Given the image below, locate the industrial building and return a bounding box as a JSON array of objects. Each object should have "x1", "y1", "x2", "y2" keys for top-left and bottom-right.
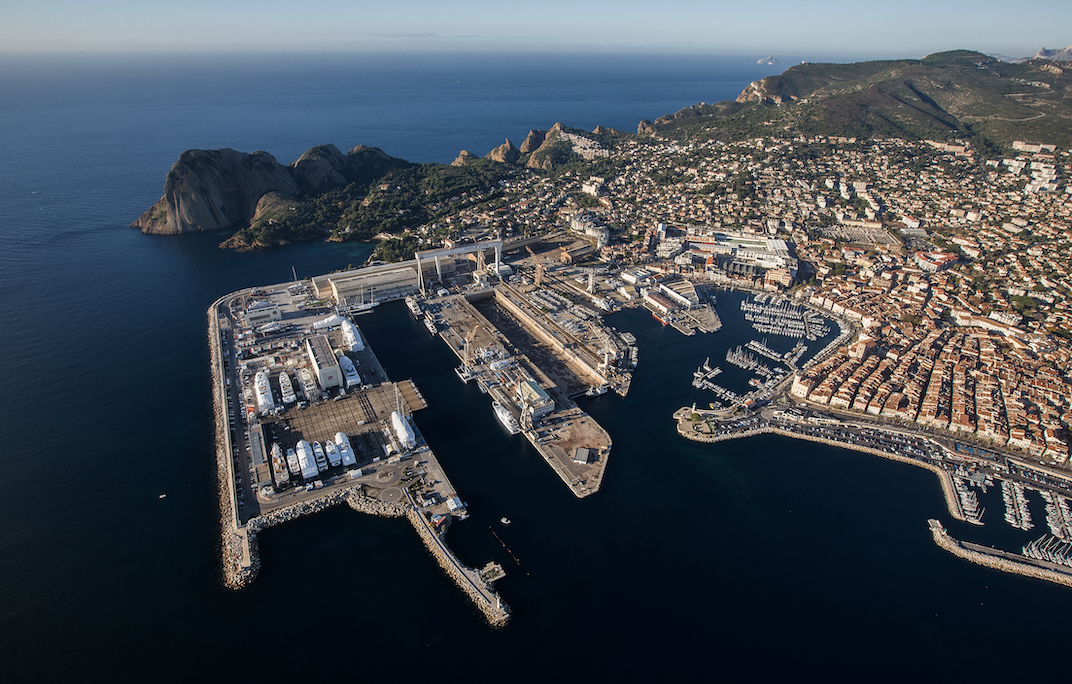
[
  {"x1": 305, "y1": 334, "x2": 341, "y2": 390},
  {"x1": 516, "y1": 378, "x2": 554, "y2": 420},
  {"x1": 244, "y1": 301, "x2": 281, "y2": 325}
]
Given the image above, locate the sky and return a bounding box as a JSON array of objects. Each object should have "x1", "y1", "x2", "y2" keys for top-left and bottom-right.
[{"x1": 3, "y1": 0, "x2": 1070, "y2": 60}]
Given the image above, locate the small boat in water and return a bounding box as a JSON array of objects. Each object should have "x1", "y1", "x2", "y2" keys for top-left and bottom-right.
[{"x1": 500, "y1": 517, "x2": 511, "y2": 526}]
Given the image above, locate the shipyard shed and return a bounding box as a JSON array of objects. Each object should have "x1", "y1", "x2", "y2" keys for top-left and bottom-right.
[{"x1": 306, "y1": 335, "x2": 341, "y2": 390}]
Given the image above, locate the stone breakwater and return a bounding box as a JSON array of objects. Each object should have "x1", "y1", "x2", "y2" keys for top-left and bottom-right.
[
  {"x1": 404, "y1": 494, "x2": 511, "y2": 627},
  {"x1": 677, "y1": 420, "x2": 965, "y2": 522},
  {"x1": 928, "y1": 520, "x2": 1072, "y2": 589},
  {"x1": 208, "y1": 297, "x2": 250, "y2": 590},
  {"x1": 223, "y1": 483, "x2": 510, "y2": 626}
]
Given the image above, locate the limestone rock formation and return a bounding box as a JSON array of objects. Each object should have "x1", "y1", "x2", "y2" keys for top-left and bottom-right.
[
  {"x1": 485, "y1": 138, "x2": 519, "y2": 163},
  {"x1": 637, "y1": 120, "x2": 656, "y2": 135},
  {"x1": 290, "y1": 144, "x2": 348, "y2": 192},
  {"x1": 519, "y1": 129, "x2": 547, "y2": 153},
  {"x1": 131, "y1": 149, "x2": 298, "y2": 235},
  {"x1": 133, "y1": 144, "x2": 407, "y2": 235},
  {"x1": 451, "y1": 150, "x2": 479, "y2": 166}
]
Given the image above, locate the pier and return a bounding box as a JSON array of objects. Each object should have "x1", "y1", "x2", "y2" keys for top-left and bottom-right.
[{"x1": 428, "y1": 290, "x2": 613, "y2": 498}]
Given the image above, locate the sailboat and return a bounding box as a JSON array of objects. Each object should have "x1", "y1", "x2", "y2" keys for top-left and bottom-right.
[{"x1": 351, "y1": 285, "x2": 379, "y2": 315}]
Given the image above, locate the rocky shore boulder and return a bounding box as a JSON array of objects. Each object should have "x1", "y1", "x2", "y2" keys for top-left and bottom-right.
[
  {"x1": 637, "y1": 120, "x2": 656, "y2": 134},
  {"x1": 485, "y1": 138, "x2": 519, "y2": 163},
  {"x1": 131, "y1": 148, "x2": 298, "y2": 234}
]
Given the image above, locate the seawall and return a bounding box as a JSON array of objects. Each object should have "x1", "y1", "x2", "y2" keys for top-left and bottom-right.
[{"x1": 928, "y1": 519, "x2": 1072, "y2": 589}]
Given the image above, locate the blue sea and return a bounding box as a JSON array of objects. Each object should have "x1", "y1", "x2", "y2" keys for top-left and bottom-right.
[{"x1": 1, "y1": 51, "x2": 1069, "y2": 683}]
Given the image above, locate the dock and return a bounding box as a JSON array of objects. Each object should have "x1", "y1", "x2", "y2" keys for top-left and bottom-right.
[
  {"x1": 209, "y1": 280, "x2": 510, "y2": 625},
  {"x1": 428, "y1": 289, "x2": 613, "y2": 498}
]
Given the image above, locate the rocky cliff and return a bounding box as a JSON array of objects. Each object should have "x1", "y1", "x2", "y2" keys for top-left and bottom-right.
[
  {"x1": 131, "y1": 149, "x2": 298, "y2": 235},
  {"x1": 132, "y1": 144, "x2": 405, "y2": 235},
  {"x1": 485, "y1": 138, "x2": 520, "y2": 164}
]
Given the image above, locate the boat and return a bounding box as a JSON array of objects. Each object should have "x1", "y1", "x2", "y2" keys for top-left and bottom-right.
[
  {"x1": 492, "y1": 401, "x2": 521, "y2": 435},
  {"x1": 341, "y1": 319, "x2": 365, "y2": 351},
  {"x1": 405, "y1": 296, "x2": 423, "y2": 319},
  {"x1": 270, "y1": 443, "x2": 290, "y2": 485},
  {"x1": 336, "y1": 352, "x2": 362, "y2": 388},
  {"x1": 391, "y1": 411, "x2": 416, "y2": 450},
  {"x1": 652, "y1": 312, "x2": 668, "y2": 325},
  {"x1": 296, "y1": 441, "x2": 318, "y2": 479},
  {"x1": 278, "y1": 371, "x2": 297, "y2": 404},
  {"x1": 335, "y1": 432, "x2": 356, "y2": 467},
  {"x1": 312, "y1": 441, "x2": 328, "y2": 472},
  {"x1": 325, "y1": 440, "x2": 342, "y2": 468},
  {"x1": 424, "y1": 317, "x2": 438, "y2": 335},
  {"x1": 500, "y1": 517, "x2": 511, "y2": 526},
  {"x1": 254, "y1": 370, "x2": 275, "y2": 414},
  {"x1": 298, "y1": 367, "x2": 321, "y2": 402},
  {"x1": 586, "y1": 385, "x2": 608, "y2": 397},
  {"x1": 285, "y1": 448, "x2": 301, "y2": 477}
]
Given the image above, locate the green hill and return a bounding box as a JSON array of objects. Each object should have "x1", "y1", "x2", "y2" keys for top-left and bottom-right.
[{"x1": 652, "y1": 51, "x2": 1072, "y2": 151}]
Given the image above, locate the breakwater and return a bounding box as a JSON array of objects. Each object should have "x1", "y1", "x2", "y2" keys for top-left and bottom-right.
[
  {"x1": 675, "y1": 416, "x2": 965, "y2": 522},
  {"x1": 928, "y1": 519, "x2": 1072, "y2": 589},
  {"x1": 209, "y1": 294, "x2": 252, "y2": 589},
  {"x1": 404, "y1": 491, "x2": 511, "y2": 626},
  {"x1": 219, "y1": 478, "x2": 510, "y2": 625}
]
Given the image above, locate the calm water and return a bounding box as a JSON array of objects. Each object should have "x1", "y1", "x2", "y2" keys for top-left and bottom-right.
[{"x1": 1, "y1": 52, "x2": 1068, "y2": 683}]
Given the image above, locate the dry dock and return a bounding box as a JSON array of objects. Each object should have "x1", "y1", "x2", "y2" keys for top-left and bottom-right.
[{"x1": 427, "y1": 290, "x2": 613, "y2": 497}]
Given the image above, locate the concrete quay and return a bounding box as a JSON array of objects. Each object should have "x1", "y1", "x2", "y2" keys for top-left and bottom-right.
[
  {"x1": 429, "y1": 291, "x2": 612, "y2": 497},
  {"x1": 929, "y1": 519, "x2": 1072, "y2": 589}
]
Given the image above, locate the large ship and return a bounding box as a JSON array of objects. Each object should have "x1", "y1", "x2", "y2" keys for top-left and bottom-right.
[
  {"x1": 324, "y1": 440, "x2": 342, "y2": 468},
  {"x1": 424, "y1": 317, "x2": 438, "y2": 335},
  {"x1": 278, "y1": 371, "x2": 297, "y2": 405},
  {"x1": 341, "y1": 318, "x2": 365, "y2": 351},
  {"x1": 254, "y1": 370, "x2": 275, "y2": 415},
  {"x1": 405, "y1": 296, "x2": 423, "y2": 319},
  {"x1": 312, "y1": 441, "x2": 328, "y2": 472},
  {"x1": 296, "y1": 440, "x2": 318, "y2": 480},
  {"x1": 336, "y1": 352, "x2": 362, "y2": 388},
  {"x1": 492, "y1": 401, "x2": 521, "y2": 435},
  {"x1": 298, "y1": 367, "x2": 321, "y2": 402},
  {"x1": 270, "y1": 443, "x2": 290, "y2": 486},
  {"x1": 335, "y1": 432, "x2": 357, "y2": 467},
  {"x1": 285, "y1": 448, "x2": 301, "y2": 478}
]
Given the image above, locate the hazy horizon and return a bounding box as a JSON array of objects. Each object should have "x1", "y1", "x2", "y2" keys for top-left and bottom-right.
[{"x1": 4, "y1": 0, "x2": 1070, "y2": 61}]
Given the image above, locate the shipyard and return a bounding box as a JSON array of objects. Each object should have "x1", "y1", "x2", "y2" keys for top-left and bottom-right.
[{"x1": 211, "y1": 219, "x2": 1072, "y2": 613}]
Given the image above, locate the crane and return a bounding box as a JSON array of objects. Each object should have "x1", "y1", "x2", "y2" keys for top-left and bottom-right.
[{"x1": 463, "y1": 325, "x2": 482, "y2": 370}]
